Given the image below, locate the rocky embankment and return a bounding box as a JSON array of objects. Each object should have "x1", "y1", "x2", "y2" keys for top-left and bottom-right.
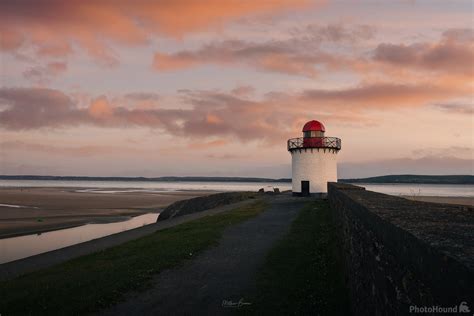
[{"x1": 157, "y1": 192, "x2": 256, "y2": 221}]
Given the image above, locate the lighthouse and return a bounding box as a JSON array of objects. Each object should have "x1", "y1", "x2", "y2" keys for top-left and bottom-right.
[{"x1": 287, "y1": 120, "x2": 341, "y2": 196}]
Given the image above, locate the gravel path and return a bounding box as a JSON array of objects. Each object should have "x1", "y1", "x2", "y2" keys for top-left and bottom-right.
[{"x1": 100, "y1": 195, "x2": 308, "y2": 316}]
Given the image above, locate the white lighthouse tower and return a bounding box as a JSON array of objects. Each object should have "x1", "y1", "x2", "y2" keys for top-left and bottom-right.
[{"x1": 287, "y1": 120, "x2": 341, "y2": 196}]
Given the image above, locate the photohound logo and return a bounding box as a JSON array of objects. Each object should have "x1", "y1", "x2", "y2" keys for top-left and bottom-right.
[
  {"x1": 409, "y1": 301, "x2": 471, "y2": 314},
  {"x1": 459, "y1": 302, "x2": 470, "y2": 313}
]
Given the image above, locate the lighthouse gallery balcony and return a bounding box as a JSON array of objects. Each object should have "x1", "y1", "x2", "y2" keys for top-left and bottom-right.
[{"x1": 287, "y1": 137, "x2": 341, "y2": 151}]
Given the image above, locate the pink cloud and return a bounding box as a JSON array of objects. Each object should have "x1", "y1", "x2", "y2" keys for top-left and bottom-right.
[
  {"x1": 187, "y1": 139, "x2": 229, "y2": 149},
  {"x1": 373, "y1": 28, "x2": 474, "y2": 76},
  {"x1": 1, "y1": 141, "x2": 146, "y2": 157},
  {"x1": 1, "y1": 81, "x2": 469, "y2": 144},
  {"x1": 231, "y1": 85, "x2": 255, "y2": 97},
  {"x1": 88, "y1": 96, "x2": 114, "y2": 119},
  {"x1": 206, "y1": 154, "x2": 248, "y2": 160},
  {"x1": 0, "y1": 87, "x2": 85, "y2": 129},
  {"x1": 152, "y1": 34, "x2": 353, "y2": 77},
  {"x1": 36, "y1": 42, "x2": 73, "y2": 58},
  {"x1": 0, "y1": 0, "x2": 313, "y2": 66},
  {"x1": 289, "y1": 23, "x2": 376, "y2": 43},
  {"x1": 22, "y1": 61, "x2": 68, "y2": 84},
  {"x1": 433, "y1": 102, "x2": 473, "y2": 115},
  {"x1": 300, "y1": 82, "x2": 466, "y2": 108},
  {"x1": 152, "y1": 27, "x2": 473, "y2": 82}
]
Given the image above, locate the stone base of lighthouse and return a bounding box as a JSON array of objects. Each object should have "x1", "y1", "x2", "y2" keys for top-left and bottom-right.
[{"x1": 290, "y1": 148, "x2": 338, "y2": 195}]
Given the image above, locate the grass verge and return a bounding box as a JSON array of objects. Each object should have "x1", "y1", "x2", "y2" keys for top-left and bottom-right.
[
  {"x1": 242, "y1": 200, "x2": 350, "y2": 315},
  {"x1": 0, "y1": 200, "x2": 267, "y2": 315}
]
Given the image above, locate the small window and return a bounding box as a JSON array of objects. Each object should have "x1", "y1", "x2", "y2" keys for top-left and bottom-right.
[{"x1": 304, "y1": 131, "x2": 324, "y2": 138}]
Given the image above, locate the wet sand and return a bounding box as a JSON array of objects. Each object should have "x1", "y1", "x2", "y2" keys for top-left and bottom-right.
[
  {"x1": 402, "y1": 195, "x2": 473, "y2": 207},
  {"x1": 0, "y1": 187, "x2": 216, "y2": 238}
]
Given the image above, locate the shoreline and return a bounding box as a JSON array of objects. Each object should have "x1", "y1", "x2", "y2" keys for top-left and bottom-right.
[
  {"x1": 0, "y1": 187, "x2": 216, "y2": 239},
  {"x1": 0, "y1": 222, "x2": 88, "y2": 240},
  {"x1": 0, "y1": 212, "x2": 156, "y2": 240}
]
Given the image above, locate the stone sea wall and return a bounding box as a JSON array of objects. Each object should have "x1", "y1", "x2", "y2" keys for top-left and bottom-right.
[{"x1": 327, "y1": 182, "x2": 474, "y2": 315}]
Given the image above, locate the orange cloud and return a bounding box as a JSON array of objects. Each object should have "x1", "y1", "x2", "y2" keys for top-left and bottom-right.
[
  {"x1": 89, "y1": 96, "x2": 114, "y2": 119},
  {"x1": 300, "y1": 82, "x2": 468, "y2": 108},
  {"x1": 0, "y1": 0, "x2": 312, "y2": 65},
  {"x1": 0, "y1": 81, "x2": 470, "y2": 143},
  {"x1": 0, "y1": 28, "x2": 23, "y2": 51},
  {"x1": 188, "y1": 139, "x2": 229, "y2": 149},
  {"x1": 206, "y1": 114, "x2": 223, "y2": 124},
  {"x1": 36, "y1": 42, "x2": 73, "y2": 58}
]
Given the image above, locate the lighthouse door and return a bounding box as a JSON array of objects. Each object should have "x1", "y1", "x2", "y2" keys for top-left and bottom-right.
[{"x1": 301, "y1": 181, "x2": 310, "y2": 196}]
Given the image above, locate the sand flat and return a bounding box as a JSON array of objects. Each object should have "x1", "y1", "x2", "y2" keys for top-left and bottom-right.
[{"x1": 0, "y1": 187, "x2": 216, "y2": 238}]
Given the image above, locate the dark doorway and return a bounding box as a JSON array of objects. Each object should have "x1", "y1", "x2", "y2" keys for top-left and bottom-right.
[{"x1": 301, "y1": 181, "x2": 310, "y2": 196}]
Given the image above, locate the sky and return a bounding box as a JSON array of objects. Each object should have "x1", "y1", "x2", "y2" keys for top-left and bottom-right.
[{"x1": 0, "y1": 0, "x2": 472, "y2": 178}]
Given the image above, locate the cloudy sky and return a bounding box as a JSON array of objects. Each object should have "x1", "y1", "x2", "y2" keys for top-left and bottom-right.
[{"x1": 0, "y1": 0, "x2": 472, "y2": 178}]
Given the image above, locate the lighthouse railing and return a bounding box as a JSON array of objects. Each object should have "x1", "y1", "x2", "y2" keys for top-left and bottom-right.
[{"x1": 287, "y1": 137, "x2": 341, "y2": 151}]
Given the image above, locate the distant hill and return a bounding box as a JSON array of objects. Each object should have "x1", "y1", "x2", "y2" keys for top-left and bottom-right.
[
  {"x1": 1, "y1": 174, "x2": 472, "y2": 184},
  {"x1": 339, "y1": 175, "x2": 474, "y2": 185},
  {"x1": 0, "y1": 175, "x2": 292, "y2": 183}
]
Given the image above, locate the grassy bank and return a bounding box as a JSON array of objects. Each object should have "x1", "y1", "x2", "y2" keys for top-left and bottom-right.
[
  {"x1": 243, "y1": 200, "x2": 350, "y2": 315},
  {"x1": 0, "y1": 201, "x2": 267, "y2": 315}
]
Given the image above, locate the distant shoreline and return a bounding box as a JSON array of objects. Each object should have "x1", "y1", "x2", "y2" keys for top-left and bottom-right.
[
  {"x1": 0, "y1": 174, "x2": 473, "y2": 185},
  {"x1": 340, "y1": 174, "x2": 473, "y2": 185},
  {"x1": 0, "y1": 175, "x2": 291, "y2": 183}
]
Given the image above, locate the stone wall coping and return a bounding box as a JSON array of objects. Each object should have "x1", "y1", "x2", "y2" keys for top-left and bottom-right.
[{"x1": 328, "y1": 182, "x2": 474, "y2": 270}]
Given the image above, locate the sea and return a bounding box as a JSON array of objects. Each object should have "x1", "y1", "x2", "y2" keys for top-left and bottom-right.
[{"x1": 0, "y1": 179, "x2": 473, "y2": 197}]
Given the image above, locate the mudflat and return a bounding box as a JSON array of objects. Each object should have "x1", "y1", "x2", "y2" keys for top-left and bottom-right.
[{"x1": 0, "y1": 187, "x2": 216, "y2": 238}]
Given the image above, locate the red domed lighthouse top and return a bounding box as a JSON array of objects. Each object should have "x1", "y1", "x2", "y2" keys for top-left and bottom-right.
[
  {"x1": 302, "y1": 120, "x2": 325, "y2": 132},
  {"x1": 287, "y1": 119, "x2": 341, "y2": 152}
]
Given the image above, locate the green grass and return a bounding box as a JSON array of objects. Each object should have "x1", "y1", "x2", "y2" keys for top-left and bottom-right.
[
  {"x1": 242, "y1": 200, "x2": 350, "y2": 315},
  {"x1": 0, "y1": 200, "x2": 267, "y2": 315}
]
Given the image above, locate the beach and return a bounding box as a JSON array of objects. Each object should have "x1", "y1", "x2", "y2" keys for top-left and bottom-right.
[
  {"x1": 0, "y1": 187, "x2": 215, "y2": 238},
  {"x1": 1, "y1": 184, "x2": 472, "y2": 239}
]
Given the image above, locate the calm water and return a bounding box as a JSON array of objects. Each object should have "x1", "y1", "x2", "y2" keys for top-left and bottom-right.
[
  {"x1": 359, "y1": 183, "x2": 473, "y2": 197},
  {"x1": 0, "y1": 179, "x2": 472, "y2": 197},
  {"x1": 0, "y1": 179, "x2": 291, "y2": 192},
  {"x1": 0, "y1": 213, "x2": 158, "y2": 264}
]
